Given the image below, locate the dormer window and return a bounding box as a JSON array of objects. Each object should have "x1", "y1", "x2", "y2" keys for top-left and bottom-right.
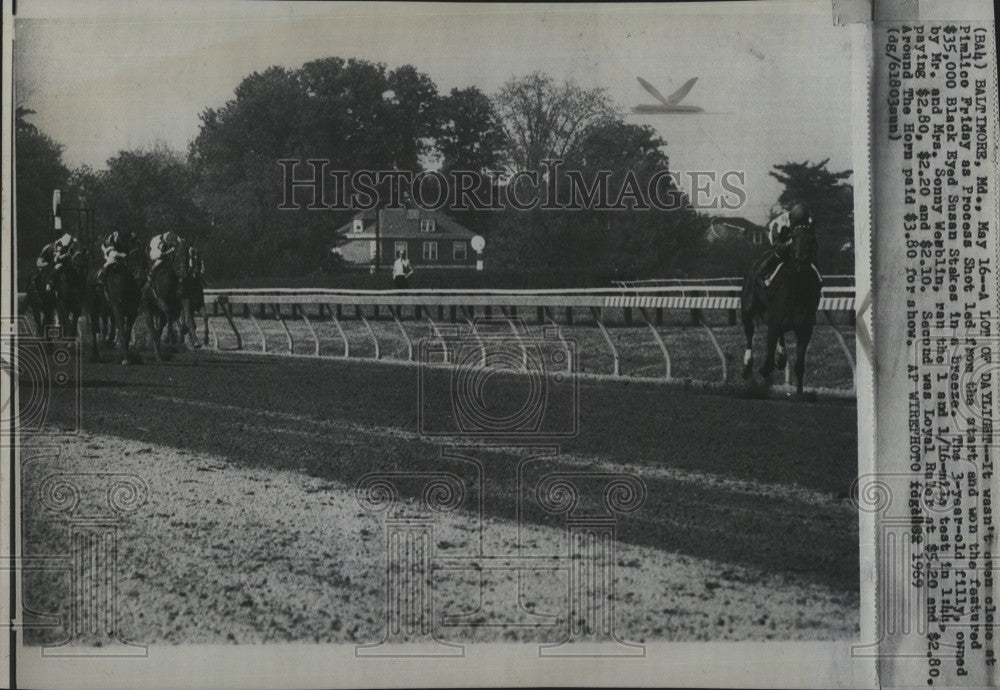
[
  {"x1": 420, "y1": 219, "x2": 435, "y2": 233},
  {"x1": 353, "y1": 218, "x2": 364, "y2": 233}
]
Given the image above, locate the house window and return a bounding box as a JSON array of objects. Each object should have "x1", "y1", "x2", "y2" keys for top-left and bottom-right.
[
  {"x1": 353, "y1": 218, "x2": 364, "y2": 233},
  {"x1": 453, "y1": 242, "x2": 467, "y2": 260},
  {"x1": 420, "y1": 219, "x2": 436, "y2": 233},
  {"x1": 394, "y1": 241, "x2": 408, "y2": 258},
  {"x1": 422, "y1": 241, "x2": 438, "y2": 261}
]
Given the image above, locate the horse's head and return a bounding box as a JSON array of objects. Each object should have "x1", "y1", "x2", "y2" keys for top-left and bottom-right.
[
  {"x1": 150, "y1": 258, "x2": 179, "y2": 293},
  {"x1": 172, "y1": 240, "x2": 191, "y2": 282},
  {"x1": 126, "y1": 247, "x2": 146, "y2": 280},
  {"x1": 50, "y1": 259, "x2": 83, "y2": 299},
  {"x1": 789, "y1": 224, "x2": 818, "y2": 267}
]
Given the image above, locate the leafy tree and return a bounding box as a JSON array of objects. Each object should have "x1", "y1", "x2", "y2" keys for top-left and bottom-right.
[
  {"x1": 436, "y1": 86, "x2": 509, "y2": 174},
  {"x1": 190, "y1": 59, "x2": 442, "y2": 278},
  {"x1": 15, "y1": 107, "x2": 69, "y2": 281},
  {"x1": 74, "y1": 144, "x2": 207, "y2": 241},
  {"x1": 488, "y1": 117, "x2": 705, "y2": 276},
  {"x1": 494, "y1": 72, "x2": 616, "y2": 172}
]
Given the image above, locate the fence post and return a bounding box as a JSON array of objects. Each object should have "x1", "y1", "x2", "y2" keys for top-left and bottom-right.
[
  {"x1": 358, "y1": 313, "x2": 380, "y2": 360},
  {"x1": 248, "y1": 308, "x2": 267, "y2": 353},
  {"x1": 640, "y1": 307, "x2": 671, "y2": 380},
  {"x1": 696, "y1": 312, "x2": 727, "y2": 382},
  {"x1": 824, "y1": 310, "x2": 857, "y2": 381},
  {"x1": 590, "y1": 307, "x2": 619, "y2": 377},
  {"x1": 270, "y1": 303, "x2": 294, "y2": 354},
  {"x1": 221, "y1": 301, "x2": 242, "y2": 351},
  {"x1": 300, "y1": 308, "x2": 320, "y2": 356},
  {"x1": 391, "y1": 306, "x2": 413, "y2": 361},
  {"x1": 327, "y1": 303, "x2": 349, "y2": 358}
]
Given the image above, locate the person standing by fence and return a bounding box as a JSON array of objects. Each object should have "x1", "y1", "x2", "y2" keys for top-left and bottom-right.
[{"x1": 392, "y1": 250, "x2": 413, "y2": 289}]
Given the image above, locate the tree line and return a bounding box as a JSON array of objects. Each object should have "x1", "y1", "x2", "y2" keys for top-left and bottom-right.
[{"x1": 15, "y1": 59, "x2": 855, "y2": 283}]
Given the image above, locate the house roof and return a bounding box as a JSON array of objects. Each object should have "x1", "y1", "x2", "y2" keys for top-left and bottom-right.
[
  {"x1": 335, "y1": 207, "x2": 476, "y2": 239},
  {"x1": 705, "y1": 216, "x2": 766, "y2": 242},
  {"x1": 713, "y1": 216, "x2": 766, "y2": 233}
]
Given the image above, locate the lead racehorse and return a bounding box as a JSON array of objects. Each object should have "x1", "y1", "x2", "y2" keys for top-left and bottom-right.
[
  {"x1": 740, "y1": 224, "x2": 822, "y2": 395},
  {"x1": 88, "y1": 247, "x2": 143, "y2": 364},
  {"x1": 141, "y1": 246, "x2": 184, "y2": 361}
]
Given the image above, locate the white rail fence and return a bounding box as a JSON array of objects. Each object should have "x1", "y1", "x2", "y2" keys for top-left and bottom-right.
[
  {"x1": 198, "y1": 285, "x2": 857, "y2": 388},
  {"x1": 16, "y1": 283, "x2": 857, "y2": 389}
]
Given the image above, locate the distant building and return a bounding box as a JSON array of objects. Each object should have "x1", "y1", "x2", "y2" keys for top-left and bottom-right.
[
  {"x1": 333, "y1": 206, "x2": 478, "y2": 269},
  {"x1": 705, "y1": 217, "x2": 768, "y2": 246}
]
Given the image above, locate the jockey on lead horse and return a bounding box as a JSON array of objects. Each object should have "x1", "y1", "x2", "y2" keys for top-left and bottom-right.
[
  {"x1": 95, "y1": 228, "x2": 142, "y2": 291},
  {"x1": 754, "y1": 202, "x2": 823, "y2": 289},
  {"x1": 148, "y1": 230, "x2": 185, "y2": 273}
]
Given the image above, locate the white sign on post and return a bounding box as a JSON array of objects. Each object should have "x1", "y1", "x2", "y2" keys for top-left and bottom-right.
[
  {"x1": 52, "y1": 189, "x2": 61, "y2": 230},
  {"x1": 471, "y1": 235, "x2": 485, "y2": 270}
]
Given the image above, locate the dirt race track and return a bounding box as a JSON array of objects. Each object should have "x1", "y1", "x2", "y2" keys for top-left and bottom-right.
[{"x1": 21, "y1": 348, "x2": 861, "y2": 644}]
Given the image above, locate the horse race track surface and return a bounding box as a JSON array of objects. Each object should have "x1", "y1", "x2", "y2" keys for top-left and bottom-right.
[{"x1": 23, "y1": 350, "x2": 861, "y2": 644}]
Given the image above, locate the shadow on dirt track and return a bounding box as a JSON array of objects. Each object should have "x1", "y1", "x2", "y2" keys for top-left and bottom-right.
[{"x1": 40, "y1": 351, "x2": 860, "y2": 592}]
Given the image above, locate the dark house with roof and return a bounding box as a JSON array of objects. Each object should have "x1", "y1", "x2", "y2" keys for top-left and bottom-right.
[{"x1": 332, "y1": 206, "x2": 479, "y2": 269}]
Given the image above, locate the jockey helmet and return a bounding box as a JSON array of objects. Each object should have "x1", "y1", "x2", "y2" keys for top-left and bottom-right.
[
  {"x1": 56, "y1": 233, "x2": 75, "y2": 247},
  {"x1": 789, "y1": 203, "x2": 812, "y2": 228},
  {"x1": 163, "y1": 231, "x2": 178, "y2": 245}
]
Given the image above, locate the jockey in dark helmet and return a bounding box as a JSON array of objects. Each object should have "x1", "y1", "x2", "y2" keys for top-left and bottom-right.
[
  {"x1": 95, "y1": 228, "x2": 139, "y2": 289},
  {"x1": 35, "y1": 232, "x2": 80, "y2": 292},
  {"x1": 755, "y1": 202, "x2": 821, "y2": 287}
]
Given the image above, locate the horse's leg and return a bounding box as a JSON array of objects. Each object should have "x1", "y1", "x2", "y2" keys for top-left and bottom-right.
[
  {"x1": 123, "y1": 313, "x2": 138, "y2": 364},
  {"x1": 182, "y1": 298, "x2": 199, "y2": 349},
  {"x1": 88, "y1": 300, "x2": 102, "y2": 363},
  {"x1": 794, "y1": 326, "x2": 813, "y2": 395},
  {"x1": 775, "y1": 334, "x2": 788, "y2": 370},
  {"x1": 100, "y1": 304, "x2": 113, "y2": 345},
  {"x1": 202, "y1": 309, "x2": 210, "y2": 347},
  {"x1": 145, "y1": 308, "x2": 163, "y2": 362},
  {"x1": 741, "y1": 307, "x2": 755, "y2": 379},
  {"x1": 759, "y1": 322, "x2": 780, "y2": 380},
  {"x1": 112, "y1": 305, "x2": 127, "y2": 366},
  {"x1": 30, "y1": 298, "x2": 44, "y2": 336}
]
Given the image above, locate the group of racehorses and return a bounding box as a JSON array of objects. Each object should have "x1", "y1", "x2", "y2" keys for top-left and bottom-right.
[{"x1": 26, "y1": 241, "x2": 208, "y2": 366}]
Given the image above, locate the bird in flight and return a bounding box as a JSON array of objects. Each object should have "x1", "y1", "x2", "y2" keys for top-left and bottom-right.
[{"x1": 632, "y1": 76, "x2": 703, "y2": 114}]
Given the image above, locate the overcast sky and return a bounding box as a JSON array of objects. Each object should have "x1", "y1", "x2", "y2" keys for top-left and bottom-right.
[{"x1": 14, "y1": 0, "x2": 856, "y2": 223}]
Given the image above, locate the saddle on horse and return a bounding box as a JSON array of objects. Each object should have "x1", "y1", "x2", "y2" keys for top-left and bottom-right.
[
  {"x1": 752, "y1": 228, "x2": 823, "y2": 289},
  {"x1": 752, "y1": 246, "x2": 791, "y2": 289}
]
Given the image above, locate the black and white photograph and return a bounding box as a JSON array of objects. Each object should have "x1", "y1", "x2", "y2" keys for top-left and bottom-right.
[{"x1": 6, "y1": 0, "x2": 991, "y2": 687}]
